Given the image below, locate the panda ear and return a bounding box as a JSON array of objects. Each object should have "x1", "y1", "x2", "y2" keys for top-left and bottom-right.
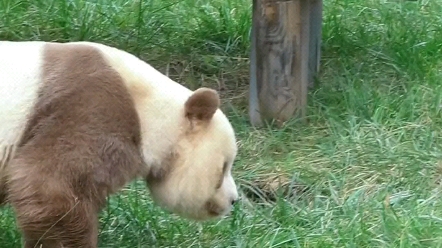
[{"x1": 184, "y1": 87, "x2": 220, "y2": 122}]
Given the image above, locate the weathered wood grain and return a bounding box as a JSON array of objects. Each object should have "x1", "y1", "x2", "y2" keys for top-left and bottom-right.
[{"x1": 249, "y1": 0, "x2": 318, "y2": 126}]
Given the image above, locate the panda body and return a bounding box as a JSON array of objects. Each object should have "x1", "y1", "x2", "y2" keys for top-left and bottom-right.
[{"x1": 0, "y1": 41, "x2": 238, "y2": 248}]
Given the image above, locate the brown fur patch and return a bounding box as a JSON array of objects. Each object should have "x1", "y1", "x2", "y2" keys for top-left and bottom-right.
[
  {"x1": 6, "y1": 43, "x2": 145, "y2": 247},
  {"x1": 184, "y1": 88, "x2": 220, "y2": 121},
  {"x1": 0, "y1": 183, "x2": 5, "y2": 205},
  {"x1": 0, "y1": 145, "x2": 15, "y2": 205}
]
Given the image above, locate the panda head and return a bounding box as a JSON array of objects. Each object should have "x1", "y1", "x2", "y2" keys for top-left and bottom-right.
[{"x1": 144, "y1": 87, "x2": 239, "y2": 221}]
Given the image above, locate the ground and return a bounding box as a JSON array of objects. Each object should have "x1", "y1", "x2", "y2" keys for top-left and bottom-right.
[{"x1": 1, "y1": 0, "x2": 442, "y2": 247}]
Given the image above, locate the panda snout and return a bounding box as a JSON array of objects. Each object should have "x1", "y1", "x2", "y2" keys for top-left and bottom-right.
[{"x1": 230, "y1": 195, "x2": 239, "y2": 205}]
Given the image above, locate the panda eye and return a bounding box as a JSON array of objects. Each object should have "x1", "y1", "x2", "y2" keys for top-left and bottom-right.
[
  {"x1": 222, "y1": 161, "x2": 229, "y2": 174},
  {"x1": 216, "y1": 162, "x2": 228, "y2": 189}
]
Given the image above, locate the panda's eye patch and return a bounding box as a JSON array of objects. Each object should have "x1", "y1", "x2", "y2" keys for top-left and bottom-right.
[
  {"x1": 222, "y1": 161, "x2": 228, "y2": 175},
  {"x1": 216, "y1": 161, "x2": 228, "y2": 189}
]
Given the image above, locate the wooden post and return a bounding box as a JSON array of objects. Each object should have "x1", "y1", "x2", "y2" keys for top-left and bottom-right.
[
  {"x1": 249, "y1": 0, "x2": 322, "y2": 127},
  {"x1": 308, "y1": 0, "x2": 323, "y2": 88}
]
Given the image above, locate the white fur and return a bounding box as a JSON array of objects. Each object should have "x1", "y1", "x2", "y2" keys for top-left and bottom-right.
[
  {"x1": 0, "y1": 41, "x2": 239, "y2": 220},
  {"x1": 0, "y1": 41, "x2": 46, "y2": 188},
  {"x1": 84, "y1": 42, "x2": 239, "y2": 220}
]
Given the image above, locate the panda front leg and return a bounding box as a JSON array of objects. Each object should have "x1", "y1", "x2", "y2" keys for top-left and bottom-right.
[
  {"x1": 7, "y1": 159, "x2": 100, "y2": 248},
  {"x1": 23, "y1": 238, "x2": 62, "y2": 248},
  {"x1": 16, "y1": 200, "x2": 99, "y2": 248},
  {"x1": 21, "y1": 225, "x2": 98, "y2": 248}
]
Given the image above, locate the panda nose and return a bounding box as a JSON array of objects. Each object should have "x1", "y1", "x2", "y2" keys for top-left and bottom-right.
[{"x1": 231, "y1": 198, "x2": 238, "y2": 205}]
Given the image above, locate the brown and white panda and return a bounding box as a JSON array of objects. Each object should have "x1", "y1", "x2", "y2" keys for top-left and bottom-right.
[{"x1": 0, "y1": 41, "x2": 239, "y2": 247}]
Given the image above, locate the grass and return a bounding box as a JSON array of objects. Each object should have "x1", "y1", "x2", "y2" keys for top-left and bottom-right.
[{"x1": 1, "y1": 0, "x2": 442, "y2": 247}]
